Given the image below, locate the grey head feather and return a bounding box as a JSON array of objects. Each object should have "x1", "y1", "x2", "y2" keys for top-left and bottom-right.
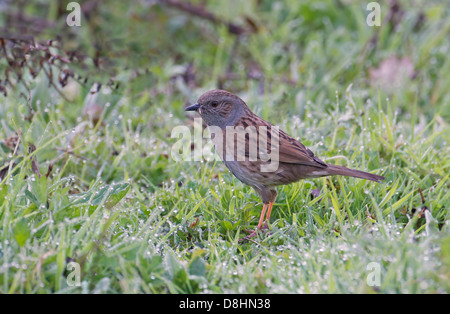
[{"x1": 195, "y1": 89, "x2": 249, "y2": 129}]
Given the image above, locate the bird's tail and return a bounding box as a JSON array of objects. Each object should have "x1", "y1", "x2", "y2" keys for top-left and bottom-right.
[{"x1": 326, "y1": 164, "x2": 385, "y2": 183}]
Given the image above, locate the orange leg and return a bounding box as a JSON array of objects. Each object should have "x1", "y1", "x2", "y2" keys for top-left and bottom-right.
[
  {"x1": 240, "y1": 203, "x2": 270, "y2": 242},
  {"x1": 257, "y1": 203, "x2": 268, "y2": 229},
  {"x1": 265, "y1": 201, "x2": 274, "y2": 223}
]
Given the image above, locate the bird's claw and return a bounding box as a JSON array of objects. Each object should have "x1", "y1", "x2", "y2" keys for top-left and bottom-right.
[
  {"x1": 239, "y1": 223, "x2": 270, "y2": 242},
  {"x1": 239, "y1": 230, "x2": 259, "y2": 242}
]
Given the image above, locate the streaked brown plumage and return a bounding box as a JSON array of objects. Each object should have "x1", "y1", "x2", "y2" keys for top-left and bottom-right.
[{"x1": 186, "y1": 89, "x2": 385, "y2": 240}]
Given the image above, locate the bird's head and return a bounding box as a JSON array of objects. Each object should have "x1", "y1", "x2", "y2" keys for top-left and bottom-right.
[{"x1": 185, "y1": 89, "x2": 249, "y2": 128}]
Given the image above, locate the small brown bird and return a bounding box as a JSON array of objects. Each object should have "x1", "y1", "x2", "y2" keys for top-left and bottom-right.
[{"x1": 186, "y1": 89, "x2": 385, "y2": 240}]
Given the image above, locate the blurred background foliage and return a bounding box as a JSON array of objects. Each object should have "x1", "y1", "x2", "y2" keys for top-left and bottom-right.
[
  {"x1": 0, "y1": 0, "x2": 449, "y2": 293},
  {"x1": 1, "y1": 0, "x2": 449, "y2": 118}
]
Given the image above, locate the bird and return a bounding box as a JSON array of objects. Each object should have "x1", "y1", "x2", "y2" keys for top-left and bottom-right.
[{"x1": 185, "y1": 89, "x2": 385, "y2": 240}]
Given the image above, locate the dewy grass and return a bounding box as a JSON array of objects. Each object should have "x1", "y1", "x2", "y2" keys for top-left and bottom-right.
[{"x1": 0, "y1": 0, "x2": 449, "y2": 294}]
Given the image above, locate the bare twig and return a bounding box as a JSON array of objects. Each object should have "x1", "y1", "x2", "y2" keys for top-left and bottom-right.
[
  {"x1": 418, "y1": 187, "x2": 425, "y2": 204},
  {"x1": 28, "y1": 143, "x2": 41, "y2": 179},
  {"x1": 20, "y1": 90, "x2": 34, "y2": 122},
  {"x1": 159, "y1": 0, "x2": 250, "y2": 35},
  {"x1": 41, "y1": 65, "x2": 71, "y2": 102}
]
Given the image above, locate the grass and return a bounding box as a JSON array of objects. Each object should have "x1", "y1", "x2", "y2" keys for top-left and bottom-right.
[{"x1": 0, "y1": 0, "x2": 449, "y2": 293}]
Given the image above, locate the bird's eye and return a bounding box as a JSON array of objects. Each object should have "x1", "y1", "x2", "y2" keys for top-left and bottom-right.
[{"x1": 211, "y1": 101, "x2": 219, "y2": 108}]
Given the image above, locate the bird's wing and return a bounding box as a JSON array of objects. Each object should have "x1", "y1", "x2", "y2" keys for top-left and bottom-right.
[
  {"x1": 234, "y1": 114, "x2": 327, "y2": 168},
  {"x1": 276, "y1": 129, "x2": 327, "y2": 167}
]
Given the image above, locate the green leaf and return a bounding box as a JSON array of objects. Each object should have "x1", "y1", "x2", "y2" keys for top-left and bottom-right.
[
  {"x1": 13, "y1": 218, "x2": 31, "y2": 247},
  {"x1": 70, "y1": 182, "x2": 130, "y2": 209},
  {"x1": 222, "y1": 220, "x2": 234, "y2": 230},
  {"x1": 102, "y1": 182, "x2": 131, "y2": 209},
  {"x1": 378, "y1": 178, "x2": 399, "y2": 208},
  {"x1": 165, "y1": 250, "x2": 188, "y2": 288},
  {"x1": 0, "y1": 184, "x2": 7, "y2": 206},
  {"x1": 165, "y1": 250, "x2": 182, "y2": 280},
  {"x1": 30, "y1": 175, "x2": 48, "y2": 205},
  {"x1": 25, "y1": 189, "x2": 40, "y2": 207},
  {"x1": 173, "y1": 268, "x2": 188, "y2": 287},
  {"x1": 188, "y1": 256, "x2": 206, "y2": 277},
  {"x1": 384, "y1": 190, "x2": 414, "y2": 215}
]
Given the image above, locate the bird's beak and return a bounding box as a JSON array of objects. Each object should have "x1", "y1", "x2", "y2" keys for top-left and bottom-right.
[{"x1": 185, "y1": 103, "x2": 200, "y2": 112}]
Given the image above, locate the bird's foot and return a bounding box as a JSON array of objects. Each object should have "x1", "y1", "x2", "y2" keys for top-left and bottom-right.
[
  {"x1": 239, "y1": 223, "x2": 270, "y2": 242},
  {"x1": 243, "y1": 223, "x2": 269, "y2": 234},
  {"x1": 262, "y1": 222, "x2": 270, "y2": 230},
  {"x1": 239, "y1": 230, "x2": 259, "y2": 242}
]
